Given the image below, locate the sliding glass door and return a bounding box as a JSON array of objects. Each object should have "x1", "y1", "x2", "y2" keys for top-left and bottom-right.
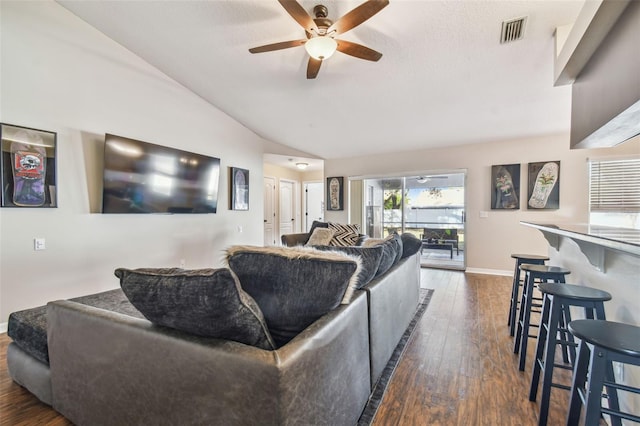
[{"x1": 362, "y1": 172, "x2": 466, "y2": 270}]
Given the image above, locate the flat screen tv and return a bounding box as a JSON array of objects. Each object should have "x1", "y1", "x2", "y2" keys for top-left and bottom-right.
[{"x1": 102, "y1": 134, "x2": 220, "y2": 214}]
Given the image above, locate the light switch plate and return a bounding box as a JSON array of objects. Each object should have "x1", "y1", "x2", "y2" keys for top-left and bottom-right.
[{"x1": 34, "y1": 238, "x2": 46, "y2": 251}]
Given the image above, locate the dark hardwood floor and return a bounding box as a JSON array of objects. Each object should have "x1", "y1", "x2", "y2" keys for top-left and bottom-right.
[
  {"x1": 373, "y1": 268, "x2": 573, "y2": 426},
  {"x1": 0, "y1": 269, "x2": 574, "y2": 425}
]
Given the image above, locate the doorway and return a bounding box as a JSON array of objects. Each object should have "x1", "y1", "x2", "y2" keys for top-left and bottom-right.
[
  {"x1": 279, "y1": 179, "x2": 297, "y2": 239},
  {"x1": 263, "y1": 176, "x2": 276, "y2": 245},
  {"x1": 303, "y1": 181, "x2": 324, "y2": 232},
  {"x1": 362, "y1": 172, "x2": 466, "y2": 270}
]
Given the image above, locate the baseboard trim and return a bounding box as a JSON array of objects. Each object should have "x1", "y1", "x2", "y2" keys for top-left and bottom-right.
[
  {"x1": 465, "y1": 267, "x2": 511, "y2": 277},
  {"x1": 0, "y1": 322, "x2": 7, "y2": 334}
]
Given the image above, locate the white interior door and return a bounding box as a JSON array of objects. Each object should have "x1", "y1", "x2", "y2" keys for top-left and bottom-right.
[
  {"x1": 264, "y1": 176, "x2": 276, "y2": 245},
  {"x1": 279, "y1": 179, "x2": 295, "y2": 238},
  {"x1": 304, "y1": 181, "x2": 324, "y2": 232}
]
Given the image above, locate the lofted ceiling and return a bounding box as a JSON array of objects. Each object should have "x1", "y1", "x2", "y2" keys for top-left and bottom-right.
[{"x1": 57, "y1": 0, "x2": 584, "y2": 161}]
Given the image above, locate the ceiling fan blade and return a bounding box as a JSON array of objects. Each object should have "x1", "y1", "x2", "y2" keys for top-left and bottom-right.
[
  {"x1": 328, "y1": 0, "x2": 389, "y2": 35},
  {"x1": 249, "y1": 39, "x2": 306, "y2": 54},
  {"x1": 336, "y1": 39, "x2": 382, "y2": 61},
  {"x1": 307, "y1": 58, "x2": 322, "y2": 79},
  {"x1": 277, "y1": 0, "x2": 319, "y2": 34}
]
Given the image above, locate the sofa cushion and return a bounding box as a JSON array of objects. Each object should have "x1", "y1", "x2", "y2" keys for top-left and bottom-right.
[
  {"x1": 312, "y1": 245, "x2": 383, "y2": 289},
  {"x1": 115, "y1": 267, "x2": 276, "y2": 350},
  {"x1": 329, "y1": 223, "x2": 361, "y2": 247},
  {"x1": 7, "y1": 289, "x2": 144, "y2": 365},
  {"x1": 363, "y1": 235, "x2": 399, "y2": 277},
  {"x1": 401, "y1": 232, "x2": 422, "y2": 258},
  {"x1": 305, "y1": 227, "x2": 335, "y2": 246},
  {"x1": 226, "y1": 245, "x2": 360, "y2": 347}
]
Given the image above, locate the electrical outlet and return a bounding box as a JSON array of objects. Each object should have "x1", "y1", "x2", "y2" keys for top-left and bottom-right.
[
  {"x1": 479, "y1": 211, "x2": 489, "y2": 218},
  {"x1": 237, "y1": 225, "x2": 243, "y2": 233},
  {"x1": 179, "y1": 259, "x2": 186, "y2": 268}
]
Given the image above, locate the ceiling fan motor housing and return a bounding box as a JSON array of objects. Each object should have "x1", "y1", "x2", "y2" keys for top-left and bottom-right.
[{"x1": 309, "y1": 5, "x2": 332, "y2": 37}]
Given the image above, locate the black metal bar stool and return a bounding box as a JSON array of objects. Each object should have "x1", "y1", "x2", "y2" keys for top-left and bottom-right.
[
  {"x1": 514, "y1": 264, "x2": 571, "y2": 372},
  {"x1": 529, "y1": 283, "x2": 612, "y2": 426},
  {"x1": 567, "y1": 320, "x2": 640, "y2": 426},
  {"x1": 509, "y1": 254, "x2": 549, "y2": 337}
]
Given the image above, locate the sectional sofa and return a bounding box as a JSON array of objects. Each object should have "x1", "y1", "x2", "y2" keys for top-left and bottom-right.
[{"x1": 7, "y1": 230, "x2": 422, "y2": 425}]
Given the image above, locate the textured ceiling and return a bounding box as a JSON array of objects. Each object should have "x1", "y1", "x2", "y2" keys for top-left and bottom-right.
[{"x1": 57, "y1": 0, "x2": 584, "y2": 160}]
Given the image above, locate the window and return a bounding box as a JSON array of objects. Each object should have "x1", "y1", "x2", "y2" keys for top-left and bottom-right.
[{"x1": 589, "y1": 157, "x2": 640, "y2": 229}]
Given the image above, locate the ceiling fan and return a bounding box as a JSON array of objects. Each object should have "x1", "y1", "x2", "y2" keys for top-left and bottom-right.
[
  {"x1": 416, "y1": 176, "x2": 448, "y2": 184},
  {"x1": 249, "y1": 0, "x2": 389, "y2": 79}
]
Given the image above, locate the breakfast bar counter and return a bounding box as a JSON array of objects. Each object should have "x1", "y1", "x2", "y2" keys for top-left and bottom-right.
[
  {"x1": 520, "y1": 221, "x2": 640, "y2": 272},
  {"x1": 520, "y1": 221, "x2": 640, "y2": 414}
]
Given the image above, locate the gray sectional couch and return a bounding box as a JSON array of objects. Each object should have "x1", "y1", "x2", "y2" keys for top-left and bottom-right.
[{"x1": 7, "y1": 232, "x2": 421, "y2": 426}]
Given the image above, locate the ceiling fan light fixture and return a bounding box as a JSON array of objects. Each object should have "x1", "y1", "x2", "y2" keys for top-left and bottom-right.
[
  {"x1": 296, "y1": 162, "x2": 309, "y2": 170},
  {"x1": 304, "y1": 36, "x2": 337, "y2": 60}
]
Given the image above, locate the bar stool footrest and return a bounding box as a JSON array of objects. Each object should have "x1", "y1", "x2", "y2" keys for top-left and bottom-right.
[
  {"x1": 550, "y1": 383, "x2": 572, "y2": 391},
  {"x1": 601, "y1": 408, "x2": 640, "y2": 424}
]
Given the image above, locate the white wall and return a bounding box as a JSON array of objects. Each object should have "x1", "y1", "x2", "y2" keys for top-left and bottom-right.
[
  {"x1": 0, "y1": 1, "x2": 266, "y2": 323},
  {"x1": 324, "y1": 133, "x2": 640, "y2": 273}
]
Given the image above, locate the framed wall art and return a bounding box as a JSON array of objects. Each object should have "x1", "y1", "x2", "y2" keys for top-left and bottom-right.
[
  {"x1": 491, "y1": 163, "x2": 520, "y2": 210},
  {"x1": 1, "y1": 123, "x2": 57, "y2": 208},
  {"x1": 230, "y1": 167, "x2": 249, "y2": 210},
  {"x1": 527, "y1": 161, "x2": 560, "y2": 209},
  {"x1": 326, "y1": 176, "x2": 344, "y2": 211}
]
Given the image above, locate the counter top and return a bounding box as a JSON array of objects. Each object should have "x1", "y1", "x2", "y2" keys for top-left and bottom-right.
[{"x1": 520, "y1": 222, "x2": 640, "y2": 264}]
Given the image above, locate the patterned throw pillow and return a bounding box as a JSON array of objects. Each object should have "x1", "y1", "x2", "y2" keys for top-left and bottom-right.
[
  {"x1": 226, "y1": 246, "x2": 360, "y2": 347},
  {"x1": 328, "y1": 222, "x2": 361, "y2": 247},
  {"x1": 305, "y1": 227, "x2": 335, "y2": 246},
  {"x1": 115, "y1": 267, "x2": 276, "y2": 350}
]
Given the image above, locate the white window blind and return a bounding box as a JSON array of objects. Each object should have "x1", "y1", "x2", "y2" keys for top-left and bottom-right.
[{"x1": 589, "y1": 158, "x2": 640, "y2": 212}]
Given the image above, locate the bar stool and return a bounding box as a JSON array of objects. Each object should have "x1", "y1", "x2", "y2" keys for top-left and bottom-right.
[
  {"x1": 528, "y1": 283, "x2": 611, "y2": 426},
  {"x1": 567, "y1": 320, "x2": 640, "y2": 426},
  {"x1": 514, "y1": 264, "x2": 571, "y2": 372},
  {"x1": 509, "y1": 254, "x2": 549, "y2": 336}
]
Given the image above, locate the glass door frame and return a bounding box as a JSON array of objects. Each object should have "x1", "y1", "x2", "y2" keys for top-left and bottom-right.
[{"x1": 349, "y1": 169, "x2": 467, "y2": 270}]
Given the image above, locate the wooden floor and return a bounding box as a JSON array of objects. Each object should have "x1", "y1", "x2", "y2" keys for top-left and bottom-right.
[
  {"x1": 0, "y1": 269, "x2": 574, "y2": 425},
  {"x1": 373, "y1": 268, "x2": 574, "y2": 426}
]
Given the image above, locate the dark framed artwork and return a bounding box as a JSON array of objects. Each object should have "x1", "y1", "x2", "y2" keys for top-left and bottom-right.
[
  {"x1": 326, "y1": 176, "x2": 344, "y2": 211},
  {"x1": 527, "y1": 161, "x2": 560, "y2": 210},
  {"x1": 230, "y1": 167, "x2": 249, "y2": 210},
  {"x1": 1, "y1": 123, "x2": 57, "y2": 208},
  {"x1": 491, "y1": 164, "x2": 520, "y2": 210}
]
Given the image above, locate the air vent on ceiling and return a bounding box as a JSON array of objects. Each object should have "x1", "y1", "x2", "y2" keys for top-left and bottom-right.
[{"x1": 501, "y1": 17, "x2": 527, "y2": 44}]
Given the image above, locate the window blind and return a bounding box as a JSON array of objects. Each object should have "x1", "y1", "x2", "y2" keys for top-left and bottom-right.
[{"x1": 589, "y1": 158, "x2": 640, "y2": 212}]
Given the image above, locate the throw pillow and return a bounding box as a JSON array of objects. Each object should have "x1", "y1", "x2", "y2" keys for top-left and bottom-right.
[
  {"x1": 305, "y1": 220, "x2": 329, "y2": 244},
  {"x1": 400, "y1": 232, "x2": 422, "y2": 258},
  {"x1": 226, "y1": 245, "x2": 360, "y2": 347},
  {"x1": 115, "y1": 267, "x2": 276, "y2": 350},
  {"x1": 390, "y1": 233, "x2": 403, "y2": 264},
  {"x1": 305, "y1": 227, "x2": 335, "y2": 246},
  {"x1": 328, "y1": 222, "x2": 361, "y2": 247},
  {"x1": 312, "y1": 245, "x2": 383, "y2": 288},
  {"x1": 363, "y1": 235, "x2": 399, "y2": 277}
]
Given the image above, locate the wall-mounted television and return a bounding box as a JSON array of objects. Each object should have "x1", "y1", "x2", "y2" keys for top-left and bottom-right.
[{"x1": 102, "y1": 134, "x2": 220, "y2": 214}]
